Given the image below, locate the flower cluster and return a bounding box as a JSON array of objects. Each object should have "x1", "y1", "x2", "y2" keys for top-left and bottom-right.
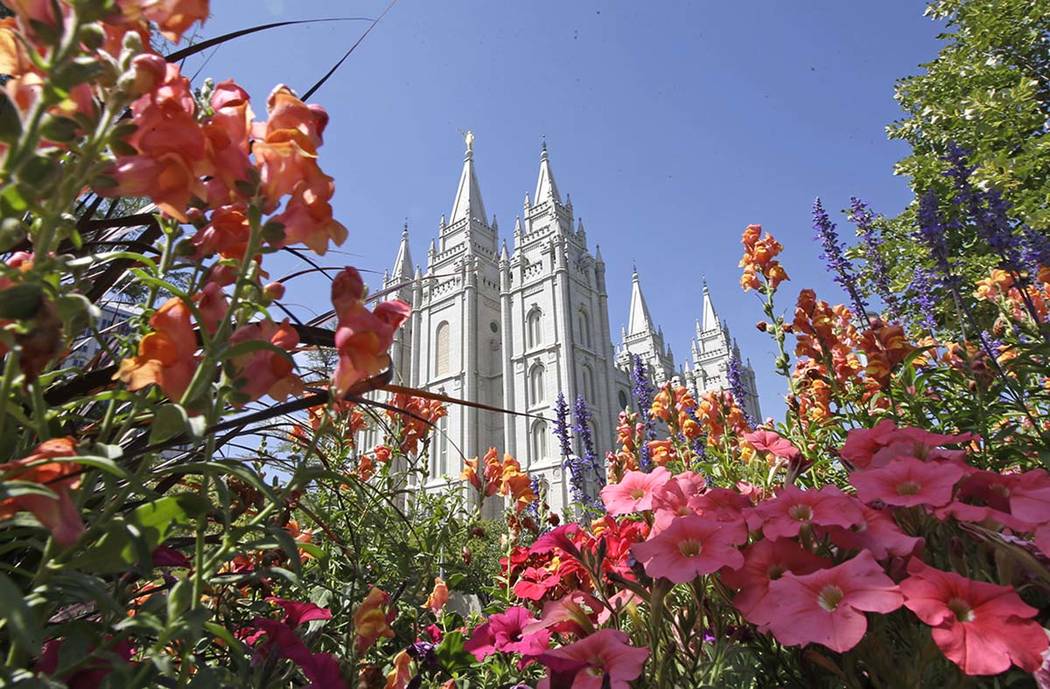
[
  {"x1": 462, "y1": 448, "x2": 537, "y2": 512},
  {"x1": 739, "y1": 223, "x2": 789, "y2": 293}
]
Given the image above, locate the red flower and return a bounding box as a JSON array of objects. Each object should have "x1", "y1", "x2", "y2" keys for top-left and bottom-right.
[
  {"x1": 721, "y1": 538, "x2": 831, "y2": 628},
  {"x1": 228, "y1": 319, "x2": 302, "y2": 403},
  {"x1": 267, "y1": 598, "x2": 332, "y2": 628},
  {"x1": 763, "y1": 550, "x2": 903, "y2": 653},
  {"x1": 750, "y1": 485, "x2": 863, "y2": 539},
  {"x1": 631, "y1": 514, "x2": 746, "y2": 584},
  {"x1": 523, "y1": 591, "x2": 604, "y2": 639},
  {"x1": 599, "y1": 467, "x2": 671, "y2": 516},
  {"x1": 850, "y1": 457, "x2": 965, "y2": 508},
  {"x1": 901, "y1": 558, "x2": 1048, "y2": 675},
  {"x1": 536, "y1": 629, "x2": 649, "y2": 689}
]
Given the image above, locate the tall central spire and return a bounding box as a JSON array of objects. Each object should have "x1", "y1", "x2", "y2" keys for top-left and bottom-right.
[
  {"x1": 534, "y1": 141, "x2": 561, "y2": 204},
  {"x1": 449, "y1": 130, "x2": 488, "y2": 226},
  {"x1": 627, "y1": 268, "x2": 656, "y2": 335}
]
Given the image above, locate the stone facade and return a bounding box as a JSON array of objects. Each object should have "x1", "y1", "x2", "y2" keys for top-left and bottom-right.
[{"x1": 379, "y1": 136, "x2": 760, "y2": 515}]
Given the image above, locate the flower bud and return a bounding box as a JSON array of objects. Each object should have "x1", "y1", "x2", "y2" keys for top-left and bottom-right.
[
  {"x1": 755, "y1": 321, "x2": 768, "y2": 332},
  {"x1": 263, "y1": 281, "x2": 286, "y2": 301},
  {"x1": 122, "y1": 53, "x2": 167, "y2": 97}
]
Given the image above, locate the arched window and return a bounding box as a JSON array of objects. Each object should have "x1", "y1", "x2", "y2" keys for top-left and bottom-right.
[
  {"x1": 578, "y1": 309, "x2": 591, "y2": 348},
  {"x1": 431, "y1": 414, "x2": 448, "y2": 477},
  {"x1": 434, "y1": 321, "x2": 450, "y2": 376},
  {"x1": 618, "y1": 389, "x2": 629, "y2": 410},
  {"x1": 582, "y1": 364, "x2": 595, "y2": 402},
  {"x1": 529, "y1": 364, "x2": 545, "y2": 406},
  {"x1": 527, "y1": 308, "x2": 543, "y2": 349},
  {"x1": 531, "y1": 420, "x2": 548, "y2": 463}
]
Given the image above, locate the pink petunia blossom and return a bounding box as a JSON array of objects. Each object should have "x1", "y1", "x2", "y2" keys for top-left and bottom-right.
[
  {"x1": 522, "y1": 590, "x2": 604, "y2": 638},
  {"x1": 762, "y1": 550, "x2": 903, "y2": 653},
  {"x1": 600, "y1": 467, "x2": 671, "y2": 516},
  {"x1": 721, "y1": 538, "x2": 831, "y2": 628},
  {"x1": 1036, "y1": 524, "x2": 1050, "y2": 558},
  {"x1": 536, "y1": 629, "x2": 649, "y2": 689},
  {"x1": 1009, "y1": 469, "x2": 1050, "y2": 525},
  {"x1": 901, "y1": 558, "x2": 1048, "y2": 675},
  {"x1": 743, "y1": 429, "x2": 800, "y2": 460},
  {"x1": 631, "y1": 515, "x2": 746, "y2": 584},
  {"x1": 750, "y1": 485, "x2": 864, "y2": 539},
  {"x1": 268, "y1": 598, "x2": 332, "y2": 628},
  {"x1": 464, "y1": 607, "x2": 551, "y2": 660},
  {"x1": 820, "y1": 505, "x2": 924, "y2": 560},
  {"x1": 689, "y1": 487, "x2": 752, "y2": 523},
  {"x1": 841, "y1": 420, "x2": 972, "y2": 470},
  {"x1": 850, "y1": 457, "x2": 965, "y2": 508}
]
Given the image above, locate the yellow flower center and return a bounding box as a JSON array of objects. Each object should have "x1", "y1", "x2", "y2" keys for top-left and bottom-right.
[
  {"x1": 817, "y1": 585, "x2": 844, "y2": 612},
  {"x1": 788, "y1": 504, "x2": 813, "y2": 521},
  {"x1": 678, "y1": 539, "x2": 702, "y2": 558},
  {"x1": 947, "y1": 597, "x2": 976, "y2": 622}
]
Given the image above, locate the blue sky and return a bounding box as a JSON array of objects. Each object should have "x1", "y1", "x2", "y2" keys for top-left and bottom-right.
[{"x1": 185, "y1": 1, "x2": 944, "y2": 417}]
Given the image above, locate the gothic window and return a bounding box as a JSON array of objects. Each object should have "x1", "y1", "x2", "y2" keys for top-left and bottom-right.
[
  {"x1": 531, "y1": 420, "x2": 548, "y2": 463},
  {"x1": 529, "y1": 363, "x2": 545, "y2": 406},
  {"x1": 527, "y1": 308, "x2": 543, "y2": 349},
  {"x1": 582, "y1": 364, "x2": 595, "y2": 402},
  {"x1": 434, "y1": 321, "x2": 450, "y2": 376},
  {"x1": 578, "y1": 309, "x2": 591, "y2": 348},
  {"x1": 431, "y1": 414, "x2": 449, "y2": 477}
]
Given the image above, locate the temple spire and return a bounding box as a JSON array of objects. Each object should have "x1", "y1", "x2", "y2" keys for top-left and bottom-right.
[
  {"x1": 701, "y1": 279, "x2": 718, "y2": 331},
  {"x1": 449, "y1": 130, "x2": 487, "y2": 225},
  {"x1": 534, "y1": 141, "x2": 561, "y2": 204},
  {"x1": 391, "y1": 222, "x2": 413, "y2": 282},
  {"x1": 627, "y1": 269, "x2": 656, "y2": 336}
]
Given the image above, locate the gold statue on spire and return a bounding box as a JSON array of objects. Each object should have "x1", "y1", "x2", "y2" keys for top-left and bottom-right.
[{"x1": 464, "y1": 129, "x2": 475, "y2": 154}]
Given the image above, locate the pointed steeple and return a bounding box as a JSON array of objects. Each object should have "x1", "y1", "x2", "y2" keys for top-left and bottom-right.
[
  {"x1": 391, "y1": 222, "x2": 413, "y2": 282},
  {"x1": 701, "y1": 279, "x2": 718, "y2": 331},
  {"x1": 449, "y1": 131, "x2": 487, "y2": 225},
  {"x1": 499, "y1": 240, "x2": 509, "y2": 263},
  {"x1": 534, "y1": 141, "x2": 561, "y2": 204},
  {"x1": 627, "y1": 269, "x2": 656, "y2": 336}
]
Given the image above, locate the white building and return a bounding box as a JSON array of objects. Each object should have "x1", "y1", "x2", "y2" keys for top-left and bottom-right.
[{"x1": 381, "y1": 136, "x2": 759, "y2": 514}]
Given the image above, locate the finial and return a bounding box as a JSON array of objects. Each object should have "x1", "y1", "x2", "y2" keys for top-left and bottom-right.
[
  {"x1": 463, "y1": 129, "x2": 475, "y2": 158},
  {"x1": 702, "y1": 275, "x2": 709, "y2": 292},
  {"x1": 402, "y1": 220, "x2": 409, "y2": 237},
  {"x1": 541, "y1": 138, "x2": 547, "y2": 156},
  {"x1": 632, "y1": 261, "x2": 638, "y2": 277}
]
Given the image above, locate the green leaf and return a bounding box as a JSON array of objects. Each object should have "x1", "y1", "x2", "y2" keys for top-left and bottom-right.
[
  {"x1": 55, "y1": 293, "x2": 100, "y2": 333},
  {"x1": 0, "y1": 572, "x2": 40, "y2": 656},
  {"x1": 149, "y1": 404, "x2": 191, "y2": 445},
  {"x1": 434, "y1": 630, "x2": 474, "y2": 673},
  {"x1": 72, "y1": 494, "x2": 209, "y2": 574}
]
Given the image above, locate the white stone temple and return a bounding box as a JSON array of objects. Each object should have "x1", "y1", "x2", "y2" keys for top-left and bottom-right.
[{"x1": 378, "y1": 135, "x2": 760, "y2": 514}]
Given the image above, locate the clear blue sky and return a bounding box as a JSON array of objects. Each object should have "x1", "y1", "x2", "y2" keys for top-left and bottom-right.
[{"x1": 185, "y1": 1, "x2": 944, "y2": 418}]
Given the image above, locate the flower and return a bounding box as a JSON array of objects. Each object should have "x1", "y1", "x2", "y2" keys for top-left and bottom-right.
[
  {"x1": 599, "y1": 467, "x2": 670, "y2": 516},
  {"x1": 464, "y1": 607, "x2": 551, "y2": 660},
  {"x1": 1008, "y1": 470, "x2": 1050, "y2": 525},
  {"x1": 536, "y1": 629, "x2": 649, "y2": 689},
  {"x1": 352, "y1": 587, "x2": 395, "y2": 654},
  {"x1": 37, "y1": 638, "x2": 134, "y2": 689},
  {"x1": 850, "y1": 457, "x2": 966, "y2": 508},
  {"x1": 764, "y1": 550, "x2": 903, "y2": 652},
  {"x1": 228, "y1": 319, "x2": 302, "y2": 403},
  {"x1": 383, "y1": 650, "x2": 411, "y2": 689},
  {"x1": 267, "y1": 598, "x2": 332, "y2": 628},
  {"x1": 330, "y1": 268, "x2": 411, "y2": 395},
  {"x1": 115, "y1": 297, "x2": 198, "y2": 401},
  {"x1": 721, "y1": 538, "x2": 831, "y2": 628},
  {"x1": 742, "y1": 430, "x2": 800, "y2": 461},
  {"x1": 631, "y1": 514, "x2": 745, "y2": 583},
  {"x1": 812, "y1": 197, "x2": 867, "y2": 319},
  {"x1": 750, "y1": 485, "x2": 863, "y2": 539},
  {"x1": 901, "y1": 558, "x2": 1048, "y2": 675},
  {"x1": 117, "y1": 0, "x2": 210, "y2": 42},
  {"x1": 839, "y1": 420, "x2": 971, "y2": 470},
  {"x1": 820, "y1": 504, "x2": 924, "y2": 560},
  {"x1": 739, "y1": 224, "x2": 789, "y2": 292},
  {"x1": 0, "y1": 437, "x2": 83, "y2": 546},
  {"x1": 424, "y1": 576, "x2": 448, "y2": 615},
  {"x1": 523, "y1": 590, "x2": 604, "y2": 638}
]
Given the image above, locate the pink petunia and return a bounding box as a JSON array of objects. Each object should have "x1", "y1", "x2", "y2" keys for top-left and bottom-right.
[
  {"x1": 631, "y1": 515, "x2": 746, "y2": 584},
  {"x1": 523, "y1": 591, "x2": 604, "y2": 638},
  {"x1": 536, "y1": 629, "x2": 649, "y2": 689},
  {"x1": 1009, "y1": 469, "x2": 1050, "y2": 525},
  {"x1": 600, "y1": 467, "x2": 671, "y2": 516},
  {"x1": 743, "y1": 429, "x2": 800, "y2": 461},
  {"x1": 689, "y1": 487, "x2": 752, "y2": 523},
  {"x1": 721, "y1": 538, "x2": 831, "y2": 628},
  {"x1": 841, "y1": 420, "x2": 972, "y2": 470},
  {"x1": 850, "y1": 457, "x2": 965, "y2": 508},
  {"x1": 464, "y1": 607, "x2": 551, "y2": 660},
  {"x1": 1036, "y1": 524, "x2": 1050, "y2": 558},
  {"x1": 750, "y1": 485, "x2": 863, "y2": 539},
  {"x1": 820, "y1": 504, "x2": 924, "y2": 560},
  {"x1": 901, "y1": 558, "x2": 1047, "y2": 675},
  {"x1": 267, "y1": 598, "x2": 332, "y2": 628},
  {"x1": 762, "y1": 550, "x2": 903, "y2": 653}
]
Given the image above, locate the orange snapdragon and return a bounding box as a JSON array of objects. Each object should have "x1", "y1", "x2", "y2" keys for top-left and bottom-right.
[
  {"x1": 353, "y1": 587, "x2": 395, "y2": 654},
  {"x1": 0, "y1": 437, "x2": 83, "y2": 546},
  {"x1": 116, "y1": 297, "x2": 199, "y2": 401},
  {"x1": 228, "y1": 318, "x2": 302, "y2": 403},
  {"x1": 739, "y1": 224, "x2": 789, "y2": 292}
]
